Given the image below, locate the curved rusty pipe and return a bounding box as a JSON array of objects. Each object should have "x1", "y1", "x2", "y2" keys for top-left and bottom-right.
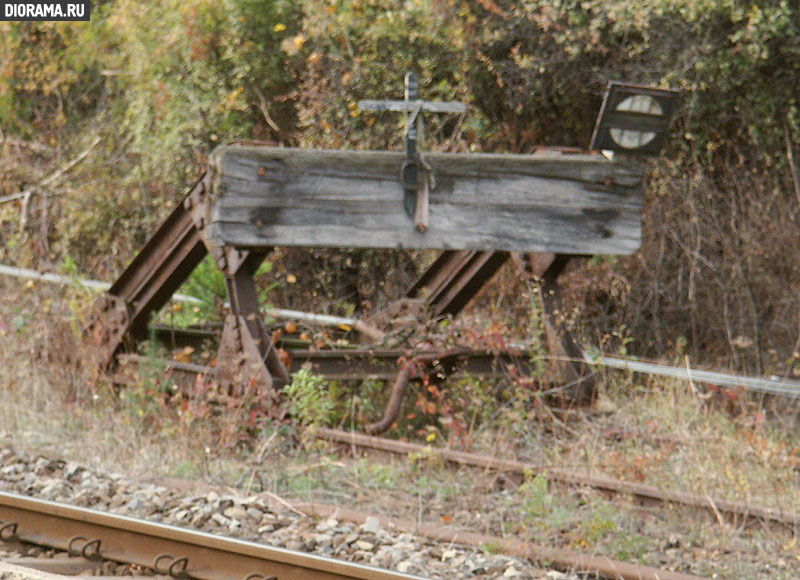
[
  {"x1": 364, "y1": 363, "x2": 414, "y2": 435},
  {"x1": 365, "y1": 348, "x2": 471, "y2": 435}
]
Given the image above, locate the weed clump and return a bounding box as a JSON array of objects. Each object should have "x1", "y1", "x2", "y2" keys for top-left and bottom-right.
[{"x1": 284, "y1": 367, "x2": 337, "y2": 428}]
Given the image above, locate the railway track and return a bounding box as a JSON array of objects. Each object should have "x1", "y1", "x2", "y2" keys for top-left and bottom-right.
[
  {"x1": 313, "y1": 428, "x2": 800, "y2": 532},
  {"x1": 0, "y1": 483, "x2": 706, "y2": 580},
  {"x1": 294, "y1": 502, "x2": 705, "y2": 580},
  {"x1": 116, "y1": 344, "x2": 537, "y2": 385},
  {"x1": 0, "y1": 491, "x2": 426, "y2": 580},
  {"x1": 123, "y1": 321, "x2": 540, "y2": 381}
]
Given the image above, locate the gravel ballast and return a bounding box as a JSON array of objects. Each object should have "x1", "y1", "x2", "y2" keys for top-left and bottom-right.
[{"x1": 0, "y1": 447, "x2": 576, "y2": 579}]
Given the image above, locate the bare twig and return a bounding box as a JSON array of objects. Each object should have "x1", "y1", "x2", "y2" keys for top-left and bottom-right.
[
  {"x1": 0, "y1": 136, "x2": 102, "y2": 205},
  {"x1": 785, "y1": 118, "x2": 800, "y2": 206},
  {"x1": 40, "y1": 187, "x2": 50, "y2": 254},
  {"x1": 261, "y1": 491, "x2": 309, "y2": 518},
  {"x1": 340, "y1": 24, "x2": 355, "y2": 60},
  {"x1": 254, "y1": 88, "x2": 282, "y2": 135},
  {"x1": 0, "y1": 138, "x2": 54, "y2": 155}
]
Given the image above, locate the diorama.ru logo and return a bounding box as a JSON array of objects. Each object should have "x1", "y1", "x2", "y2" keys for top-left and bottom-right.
[{"x1": 2, "y1": 1, "x2": 90, "y2": 21}]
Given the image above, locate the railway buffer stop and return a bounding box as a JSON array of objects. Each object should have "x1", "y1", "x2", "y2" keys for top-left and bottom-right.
[{"x1": 88, "y1": 78, "x2": 678, "y2": 425}]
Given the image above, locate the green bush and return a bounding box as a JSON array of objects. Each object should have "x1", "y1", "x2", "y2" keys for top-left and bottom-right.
[{"x1": 284, "y1": 367, "x2": 337, "y2": 427}]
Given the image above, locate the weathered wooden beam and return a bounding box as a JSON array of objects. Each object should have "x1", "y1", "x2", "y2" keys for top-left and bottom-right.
[
  {"x1": 358, "y1": 99, "x2": 467, "y2": 114},
  {"x1": 206, "y1": 146, "x2": 644, "y2": 254}
]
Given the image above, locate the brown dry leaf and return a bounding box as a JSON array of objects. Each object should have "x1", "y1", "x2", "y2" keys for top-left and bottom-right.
[
  {"x1": 277, "y1": 348, "x2": 291, "y2": 368},
  {"x1": 175, "y1": 346, "x2": 195, "y2": 363},
  {"x1": 284, "y1": 321, "x2": 297, "y2": 334}
]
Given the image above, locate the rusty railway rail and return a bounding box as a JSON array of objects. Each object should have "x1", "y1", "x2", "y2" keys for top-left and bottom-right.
[
  {"x1": 115, "y1": 344, "x2": 540, "y2": 385},
  {"x1": 296, "y1": 502, "x2": 705, "y2": 580},
  {"x1": 313, "y1": 428, "x2": 800, "y2": 532},
  {"x1": 0, "y1": 491, "x2": 426, "y2": 580},
  {"x1": 121, "y1": 342, "x2": 537, "y2": 377},
  {"x1": 0, "y1": 490, "x2": 706, "y2": 580},
  {"x1": 116, "y1": 344, "x2": 545, "y2": 435}
]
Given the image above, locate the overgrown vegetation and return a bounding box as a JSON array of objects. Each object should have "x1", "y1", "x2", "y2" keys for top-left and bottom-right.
[{"x1": 2, "y1": 0, "x2": 799, "y2": 371}]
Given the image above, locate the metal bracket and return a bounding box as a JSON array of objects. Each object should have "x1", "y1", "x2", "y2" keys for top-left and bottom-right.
[
  {"x1": 214, "y1": 250, "x2": 289, "y2": 401},
  {"x1": 359, "y1": 72, "x2": 467, "y2": 231},
  {"x1": 526, "y1": 253, "x2": 597, "y2": 405},
  {"x1": 403, "y1": 75, "x2": 421, "y2": 217}
]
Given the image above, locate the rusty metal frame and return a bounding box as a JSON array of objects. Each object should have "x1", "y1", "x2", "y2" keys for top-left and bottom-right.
[
  {"x1": 405, "y1": 250, "x2": 509, "y2": 318},
  {"x1": 86, "y1": 176, "x2": 291, "y2": 400},
  {"x1": 87, "y1": 179, "x2": 208, "y2": 367},
  {"x1": 405, "y1": 250, "x2": 596, "y2": 404},
  {"x1": 526, "y1": 253, "x2": 596, "y2": 405},
  {"x1": 88, "y1": 165, "x2": 596, "y2": 422},
  {"x1": 217, "y1": 250, "x2": 290, "y2": 399}
]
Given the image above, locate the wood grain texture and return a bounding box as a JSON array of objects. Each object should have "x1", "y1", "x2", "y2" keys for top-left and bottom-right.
[{"x1": 206, "y1": 146, "x2": 644, "y2": 254}]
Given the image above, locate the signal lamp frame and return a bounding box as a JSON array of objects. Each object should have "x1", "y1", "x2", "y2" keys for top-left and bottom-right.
[{"x1": 590, "y1": 81, "x2": 680, "y2": 156}]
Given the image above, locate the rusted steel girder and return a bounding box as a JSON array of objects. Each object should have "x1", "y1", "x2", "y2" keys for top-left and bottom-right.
[
  {"x1": 404, "y1": 249, "x2": 596, "y2": 404},
  {"x1": 217, "y1": 250, "x2": 290, "y2": 398},
  {"x1": 526, "y1": 253, "x2": 597, "y2": 405},
  {"x1": 86, "y1": 179, "x2": 209, "y2": 368},
  {"x1": 405, "y1": 250, "x2": 509, "y2": 318}
]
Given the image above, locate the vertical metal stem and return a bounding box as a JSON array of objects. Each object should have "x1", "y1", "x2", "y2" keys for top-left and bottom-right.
[{"x1": 403, "y1": 72, "x2": 419, "y2": 216}]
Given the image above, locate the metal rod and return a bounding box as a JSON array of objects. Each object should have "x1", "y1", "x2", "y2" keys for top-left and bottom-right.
[
  {"x1": 0, "y1": 263, "x2": 384, "y2": 339},
  {"x1": 357, "y1": 100, "x2": 467, "y2": 114},
  {"x1": 586, "y1": 353, "x2": 800, "y2": 398},
  {"x1": 0, "y1": 263, "x2": 204, "y2": 304}
]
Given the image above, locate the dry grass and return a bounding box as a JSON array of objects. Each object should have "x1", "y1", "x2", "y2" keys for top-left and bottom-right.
[
  {"x1": 0, "y1": 277, "x2": 799, "y2": 578},
  {"x1": 0, "y1": 278, "x2": 250, "y2": 481}
]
